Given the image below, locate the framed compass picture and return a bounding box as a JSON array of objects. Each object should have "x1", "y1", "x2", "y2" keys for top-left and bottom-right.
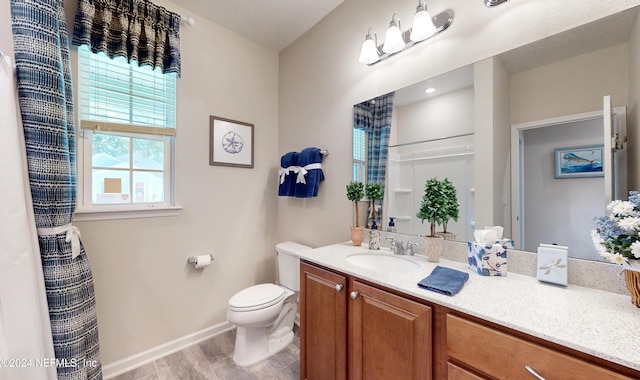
[{"x1": 210, "y1": 116, "x2": 254, "y2": 168}]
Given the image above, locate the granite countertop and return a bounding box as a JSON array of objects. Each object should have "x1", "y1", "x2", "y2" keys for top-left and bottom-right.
[{"x1": 296, "y1": 242, "x2": 640, "y2": 372}]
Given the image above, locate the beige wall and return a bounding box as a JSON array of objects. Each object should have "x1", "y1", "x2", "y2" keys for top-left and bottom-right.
[
  {"x1": 510, "y1": 43, "x2": 630, "y2": 125},
  {"x1": 277, "y1": 0, "x2": 640, "y2": 249}
]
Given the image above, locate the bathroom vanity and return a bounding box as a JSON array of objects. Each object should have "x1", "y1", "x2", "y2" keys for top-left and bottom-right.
[{"x1": 297, "y1": 242, "x2": 640, "y2": 379}]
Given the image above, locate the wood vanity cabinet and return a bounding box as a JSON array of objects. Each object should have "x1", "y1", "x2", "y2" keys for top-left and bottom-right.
[
  {"x1": 300, "y1": 261, "x2": 432, "y2": 380},
  {"x1": 444, "y1": 313, "x2": 639, "y2": 380},
  {"x1": 300, "y1": 260, "x2": 640, "y2": 380}
]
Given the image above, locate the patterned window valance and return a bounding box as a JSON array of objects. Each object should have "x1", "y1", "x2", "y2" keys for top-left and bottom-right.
[{"x1": 72, "y1": 0, "x2": 181, "y2": 76}]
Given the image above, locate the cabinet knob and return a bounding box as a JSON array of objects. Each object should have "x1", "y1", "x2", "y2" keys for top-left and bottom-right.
[
  {"x1": 335, "y1": 284, "x2": 343, "y2": 292},
  {"x1": 524, "y1": 366, "x2": 546, "y2": 380},
  {"x1": 350, "y1": 291, "x2": 359, "y2": 300}
]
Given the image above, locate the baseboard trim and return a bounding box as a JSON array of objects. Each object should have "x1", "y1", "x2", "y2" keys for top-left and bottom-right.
[{"x1": 102, "y1": 321, "x2": 234, "y2": 379}]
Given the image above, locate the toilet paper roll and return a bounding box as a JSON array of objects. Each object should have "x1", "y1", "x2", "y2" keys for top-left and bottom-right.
[{"x1": 195, "y1": 255, "x2": 211, "y2": 269}]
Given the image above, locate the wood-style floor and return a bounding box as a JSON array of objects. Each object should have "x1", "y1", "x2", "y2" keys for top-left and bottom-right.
[{"x1": 111, "y1": 328, "x2": 300, "y2": 380}]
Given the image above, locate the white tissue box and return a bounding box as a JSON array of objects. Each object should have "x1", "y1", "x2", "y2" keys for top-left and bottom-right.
[
  {"x1": 536, "y1": 244, "x2": 568, "y2": 286},
  {"x1": 467, "y1": 241, "x2": 508, "y2": 276}
]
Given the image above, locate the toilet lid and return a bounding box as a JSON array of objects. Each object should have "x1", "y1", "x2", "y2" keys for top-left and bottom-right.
[{"x1": 228, "y1": 283, "x2": 285, "y2": 311}]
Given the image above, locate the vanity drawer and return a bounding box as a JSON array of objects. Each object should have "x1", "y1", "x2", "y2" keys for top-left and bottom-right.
[
  {"x1": 447, "y1": 362, "x2": 484, "y2": 380},
  {"x1": 446, "y1": 314, "x2": 632, "y2": 380}
]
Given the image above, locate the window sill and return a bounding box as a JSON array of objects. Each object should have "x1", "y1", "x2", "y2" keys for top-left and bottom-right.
[{"x1": 74, "y1": 205, "x2": 182, "y2": 222}]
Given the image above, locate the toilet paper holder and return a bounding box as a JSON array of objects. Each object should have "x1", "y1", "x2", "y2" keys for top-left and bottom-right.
[{"x1": 187, "y1": 254, "x2": 214, "y2": 265}]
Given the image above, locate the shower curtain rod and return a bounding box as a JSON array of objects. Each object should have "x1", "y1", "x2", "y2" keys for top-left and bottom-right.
[{"x1": 388, "y1": 132, "x2": 474, "y2": 148}]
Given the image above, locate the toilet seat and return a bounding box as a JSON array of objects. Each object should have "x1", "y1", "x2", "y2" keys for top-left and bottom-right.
[{"x1": 229, "y1": 283, "x2": 285, "y2": 312}]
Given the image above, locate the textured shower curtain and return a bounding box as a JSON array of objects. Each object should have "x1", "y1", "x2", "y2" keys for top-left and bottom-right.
[
  {"x1": 0, "y1": 53, "x2": 58, "y2": 380},
  {"x1": 10, "y1": 0, "x2": 102, "y2": 379}
]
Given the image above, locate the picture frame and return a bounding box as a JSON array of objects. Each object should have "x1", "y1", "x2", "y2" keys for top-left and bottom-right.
[
  {"x1": 209, "y1": 116, "x2": 254, "y2": 168},
  {"x1": 554, "y1": 144, "x2": 603, "y2": 179}
]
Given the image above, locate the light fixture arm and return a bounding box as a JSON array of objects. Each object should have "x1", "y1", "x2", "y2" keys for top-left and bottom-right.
[
  {"x1": 485, "y1": 0, "x2": 509, "y2": 6},
  {"x1": 366, "y1": 28, "x2": 378, "y2": 46},
  {"x1": 389, "y1": 13, "x2": 401, "y2": 29},
  {"x1": 416, "y1": 0, "x2": 427, "y2": 13}
]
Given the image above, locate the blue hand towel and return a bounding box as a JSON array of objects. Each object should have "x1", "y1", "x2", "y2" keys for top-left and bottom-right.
[
  {"x1": 294, "y1": 147, "x2": 324, "y2": 198},
  {"x1": 417, "y1": 266, "x2": 469, "y2": 296},
  {"x1": 278, "y1": 151, "x2": 298, "y2": 197}
]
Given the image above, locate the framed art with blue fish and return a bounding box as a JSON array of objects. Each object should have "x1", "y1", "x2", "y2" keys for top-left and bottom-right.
[
  {"x1": 554, "y1": 144, "x2": 603, "y2": 179},
  {"x1": 210, "y1": 115, "x2": 254, "y2": 168}
]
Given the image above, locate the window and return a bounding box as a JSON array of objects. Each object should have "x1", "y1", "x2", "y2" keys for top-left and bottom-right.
[
  {"x1": 353, "y1": 127, "x2": 367, "y2": 182},
  {"x1": 76, "y1": 45, "x2": 179, "y2": 218}
]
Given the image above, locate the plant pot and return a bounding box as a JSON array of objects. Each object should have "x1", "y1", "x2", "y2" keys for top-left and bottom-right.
[
  {"x1": 424, "y1": 235, "x2": 444, "y2": 262},
  {"x1": 436, "y1": 231, "x2": 457, "y2": 241},
  {"x1": 350, "y1": 226, "x2": 365, "y2": 246},
  {"x1": 623, "y1": 269, "x2": 640, "y2": 307}
]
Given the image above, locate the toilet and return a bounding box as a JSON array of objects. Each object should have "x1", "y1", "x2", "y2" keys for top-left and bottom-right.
[{"x1": 227, "y1": 241, "x2": 311, "y2": 367}]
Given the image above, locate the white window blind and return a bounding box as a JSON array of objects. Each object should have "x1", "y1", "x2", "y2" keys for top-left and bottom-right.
[
  {"x1": 353, "y1": 128, "x2": 367, "y2": 162},
  {"x1": 353, "y1": 127, "x2": 367, "y2": 182},
  {"x1": 78, "y1": 45, "x2": 177, "y2": 129},
  {"x1": 76, "y1": 45, "x2": 178, "y2": 216}
]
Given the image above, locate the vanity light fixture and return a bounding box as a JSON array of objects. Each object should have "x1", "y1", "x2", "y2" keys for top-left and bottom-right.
[{"x1": 358, "y1": 1, "x2": 454, "y2": 66}]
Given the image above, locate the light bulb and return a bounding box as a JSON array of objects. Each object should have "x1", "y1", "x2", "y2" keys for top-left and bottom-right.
[
  {"x1": 359, "y1": 37, "x2": 380, "y2": 64},
  {"x1": 410, "y1": 2, "x2": 437, "y2": 42},
  {"x1": 382, "y1": 15, "x2": 405, "y2": 54}
]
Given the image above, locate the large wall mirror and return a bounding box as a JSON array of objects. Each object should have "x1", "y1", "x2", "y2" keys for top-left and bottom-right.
[{"x1": 353, "y1": 6, "x2": 639, "y2": 262}]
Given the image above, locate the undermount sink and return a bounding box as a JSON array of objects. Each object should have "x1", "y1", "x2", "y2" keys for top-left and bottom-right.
[{"x1": 346, "y1": 254, "x2": 421, "y2": 273}]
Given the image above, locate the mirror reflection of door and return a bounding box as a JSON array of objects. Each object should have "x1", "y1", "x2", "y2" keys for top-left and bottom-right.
[{"x1": 512, "y1": 97, "x2": 627, "y2": 261}]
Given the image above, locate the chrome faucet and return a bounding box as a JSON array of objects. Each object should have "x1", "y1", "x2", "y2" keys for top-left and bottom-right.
[
  {"x1": 405, "y1": 240, "x2": 421, "y2": 256},
  {"x1": 386, "y1": 238, "x2": 405, "y2": 255}
]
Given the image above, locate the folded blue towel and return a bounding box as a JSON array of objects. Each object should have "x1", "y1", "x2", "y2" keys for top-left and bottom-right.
[
  {"x1": 417, "y1": 266, "x2": 469, "y2": 296},
  {"x1": 294, "y1": 147, "x2": 324, "y2": 198},
  {"x1": 278, "y1": 151, "x2": 298, "y2": 197}
]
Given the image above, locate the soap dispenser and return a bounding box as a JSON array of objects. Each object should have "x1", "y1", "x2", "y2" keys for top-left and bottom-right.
[
  {"x1": 387, "y1": 217, "x2": 396, "y2": 233},
  {"x1": 369, "y1": 220, "x2": 380, "y2": 250}
]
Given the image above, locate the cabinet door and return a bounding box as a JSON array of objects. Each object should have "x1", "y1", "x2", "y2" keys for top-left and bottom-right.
[
  {"x1": 300, "y1": 262, "x2": 347, "y2": 380},
  {"x1": 349, "y1": 280, "x2": 432, "y2": 380}
]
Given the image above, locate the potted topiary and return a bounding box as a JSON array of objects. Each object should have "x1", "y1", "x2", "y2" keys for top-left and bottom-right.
[
  {"x1": 365, "y1": 182, "x2": 384, "y2": 225},
  {"x1": 436, "y1": 178, "x2": 459, "y2": 241},
  {"x1": 346, "y1": 181, "x2": 365, "y2": 246},
  {"x1": 416, "y1": 177, "x2": 449, "y2": 261}
]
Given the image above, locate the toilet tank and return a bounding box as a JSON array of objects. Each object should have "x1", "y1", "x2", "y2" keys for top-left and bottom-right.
[{"x1": 276, "y1": 241, "x2": 312, "y2": 291}]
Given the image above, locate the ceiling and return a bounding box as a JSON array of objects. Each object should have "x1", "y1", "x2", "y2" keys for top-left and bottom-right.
[{"x1": 169, "y1": 0, "x2": 344, "y2": 52}]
